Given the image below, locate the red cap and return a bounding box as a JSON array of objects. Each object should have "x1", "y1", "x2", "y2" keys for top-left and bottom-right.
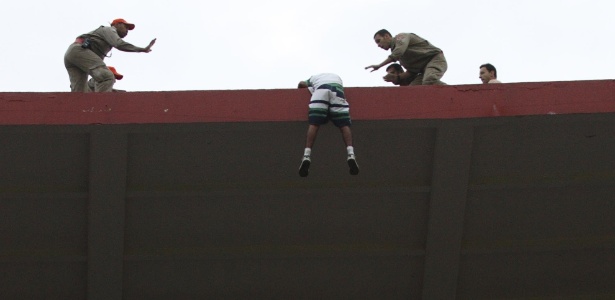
[
  {"x1": 107, "y1": 66, "x2": 123, "y2": 80},
  {"x1": 111, "y1": 18, "x2": 135, "y2": 30}
]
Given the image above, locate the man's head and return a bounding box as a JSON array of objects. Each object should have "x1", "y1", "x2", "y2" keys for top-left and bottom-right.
[
  {"x1": 386, "y1": 63, "x2": 404, "y2": 74},
  {"x1": 479, "y1": 63, "x2": 497, "y2": 84},
  {"x1": 385, "y1": 63, "x2": 405, "y2": 85},
  {"x1": 297, "y1": 81, "x2": 308, "y2": 88},
  {"x1": 111, "y1": 18, "x2": 135, "y2": 38},
  {"x1": 373, "y1": 29, "x2": 393, "y2": 50}
]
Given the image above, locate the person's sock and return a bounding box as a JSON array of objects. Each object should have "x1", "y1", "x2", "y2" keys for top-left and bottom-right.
[{"x1": 346, "y1": 146, "x2": 354, "y2": 155}]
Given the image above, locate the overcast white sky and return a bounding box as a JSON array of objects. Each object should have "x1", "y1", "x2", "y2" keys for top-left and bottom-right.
[{"x1": 1, "y1": 0, "x2": 613, "y2": 92}]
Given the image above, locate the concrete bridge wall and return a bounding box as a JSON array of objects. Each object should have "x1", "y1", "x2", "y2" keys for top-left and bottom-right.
[{"x1": 1, "y1": 80, "x2": 614, "y2": 299}]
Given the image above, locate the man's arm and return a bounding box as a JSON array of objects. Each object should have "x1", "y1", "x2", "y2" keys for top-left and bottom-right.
[
  {"x1": 399, "y1": 72, "x2": 416, "y2": 86},
  {"x1": 365, "y1": 57, "x2": 395, "y2": 72},
  {"x1": 98, "y1": 27, "x2": 155, "y2": 52},
  {"x1": 365, "y1": 33, "x2": 412, "y2": 72},
  {"x1": 114, "y1": 38, "x2": 156, "y2": 53},
  {"x1": 389, "y1": 33, "x2": 411, "y2": 61}
]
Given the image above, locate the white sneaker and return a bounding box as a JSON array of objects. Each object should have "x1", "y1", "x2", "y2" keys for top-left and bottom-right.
[
  {"x1": 298, "y1": 155, "x2": 311, "y2": 177},
  {"x1": 347, "y1": 154, "x2": 359, "y2": 175}
]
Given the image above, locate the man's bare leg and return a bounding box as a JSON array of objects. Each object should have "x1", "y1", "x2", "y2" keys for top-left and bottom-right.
[
  {"x1": 305, "y1": 124, "x2": 319, "y2": 148},
  {"x1": 339, "y1": 126, "x2": 352, "y2": 147},
  {"x1": 340, "y1": 126, "x2": 359, "y2": 175},
  {"x1": 299, "y1": 125, "x2": 319, "y2": 177}
]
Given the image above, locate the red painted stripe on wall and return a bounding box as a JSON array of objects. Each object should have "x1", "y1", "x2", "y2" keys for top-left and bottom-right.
[{"x1": 1, "y1": 80, "x2": 614, "y2": 125}]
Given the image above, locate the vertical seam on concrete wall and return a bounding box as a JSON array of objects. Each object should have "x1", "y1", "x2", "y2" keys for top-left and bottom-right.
[
  {"x1": 421, "y1": 122, "x2": 474, "y2": 299},
  {"x1": 87, "y1": 128, "x2": 128, "y2": 300}
]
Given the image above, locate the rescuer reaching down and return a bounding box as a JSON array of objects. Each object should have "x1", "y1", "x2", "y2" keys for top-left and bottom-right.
[{"x1": 366, "y1": 29, "x2": 447, "y2": 85}]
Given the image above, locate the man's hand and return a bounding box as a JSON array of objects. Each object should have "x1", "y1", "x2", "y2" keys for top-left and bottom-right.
[
  {"x1": 365, "y1": 65, "x2": 381, "y2": 72},
  {"x1": 143, "y1": 38, "x2": 157, "y2": 53}
]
